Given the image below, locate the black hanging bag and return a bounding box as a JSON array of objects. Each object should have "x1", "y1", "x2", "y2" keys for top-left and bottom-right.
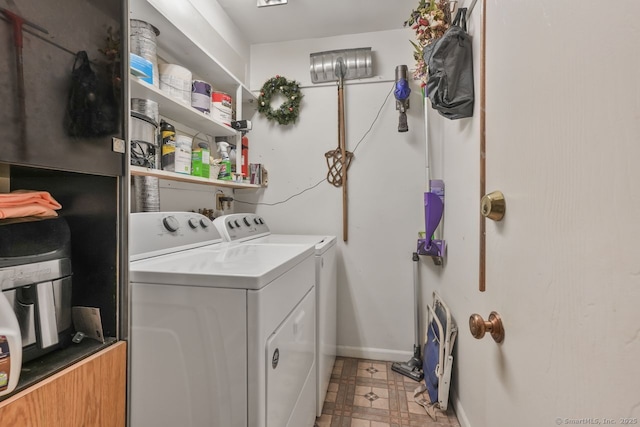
[
  {"x1": 423, "y1": 7, "x2": 474, "y2": 119},
  {"x1": 64, "y1": 51, "x2": 118, "y2": 137}
]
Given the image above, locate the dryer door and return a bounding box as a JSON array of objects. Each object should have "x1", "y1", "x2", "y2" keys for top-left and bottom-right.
[{"x1": 266, "y1": 288, "x2": 315, "y2": 427}]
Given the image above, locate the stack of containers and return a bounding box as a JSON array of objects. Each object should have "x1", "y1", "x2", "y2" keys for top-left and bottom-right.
[
  {"x1": 130, "y1": 98, "x2": 161, "y2": 212},
  {"x1": 130, "y1": 20, "x2": 160, "y2": 87},
  {"x1": 131, "y1": 17, "x2": 236, "y2": 183}
]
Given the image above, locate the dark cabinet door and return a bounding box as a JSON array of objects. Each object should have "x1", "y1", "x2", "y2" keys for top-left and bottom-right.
[{"x1": 0, "y1": 0, "x2": 125, "y2": 177}]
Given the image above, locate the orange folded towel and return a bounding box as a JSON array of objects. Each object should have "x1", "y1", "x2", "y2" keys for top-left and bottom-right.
[
  {"x1": 0, "y1": 190, "x2": 62, "y2": 209},
  {"x1": 0, "y1": 205, "x2": 58, "y2": 219},
  {"x1": 0, "y1": 190, "x2": 62, "y2": 219}
]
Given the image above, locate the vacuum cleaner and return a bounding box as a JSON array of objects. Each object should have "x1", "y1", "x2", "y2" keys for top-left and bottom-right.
[{"x1": 391, "y1": 252, "x2": 425, "y2": 382}]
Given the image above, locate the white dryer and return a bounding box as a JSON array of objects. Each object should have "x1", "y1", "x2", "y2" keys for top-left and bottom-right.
[
  {"x1": 213, "y1": 213, "x2": 337, "y2": 416},
  {"x1": 129, "y1": 212, "x2": 317, "y2": 427}
]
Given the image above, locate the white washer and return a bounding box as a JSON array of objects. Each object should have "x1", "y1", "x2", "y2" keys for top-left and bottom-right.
[
  {"x1": 213, "y1": 213, "x2": 337, "y2": 417},
  {"x1": 129, "y1": 212, "x2": 317, "y2": 427}
]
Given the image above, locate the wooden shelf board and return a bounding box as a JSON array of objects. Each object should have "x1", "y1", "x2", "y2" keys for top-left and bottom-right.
[{"x1": 131, "y1": 166, "x2": 262, "y2": 189}]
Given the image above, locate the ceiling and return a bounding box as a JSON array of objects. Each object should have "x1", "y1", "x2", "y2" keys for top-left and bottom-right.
[{"x1": 216, "y1": 0, "x2": 414, "y2": 44}]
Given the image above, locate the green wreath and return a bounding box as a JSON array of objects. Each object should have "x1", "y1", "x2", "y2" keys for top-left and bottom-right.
[{"x1": 257, "y1": 75, "x2": 303, "y2": 125}]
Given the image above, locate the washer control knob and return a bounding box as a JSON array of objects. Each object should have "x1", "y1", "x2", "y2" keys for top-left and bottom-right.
[
  {"x1": 258, "y1": 218, "x2": 264, "y2": 225},
  {"x1": 200, "y1": 219, "x2": 209, "y2": 228},
  {"x1": 243, "y1": 217, "x2": 251, "y2": 226},
  {"x1": 234, "y1": 220, "x2": 241, "y2": 228},
  {"x1": 228, "y1": 220, "x2": 234, "y2": 229},
  {"x1": 162, "y1": 216, "x2": 180, "y2": 232},
  {"x1": 188, "y1": 218, "x2": 199, "y2": 229},
  {"x1": 254, "y1": 218, "x2": 260, "y2": 225}
]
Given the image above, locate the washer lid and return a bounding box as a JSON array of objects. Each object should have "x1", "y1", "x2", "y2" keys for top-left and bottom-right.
[
  {"x1": 248, "y1": 234, "x2": 337, "y2": 254},
  {"x1": 130, "y1": 243, "x2": 315, "y2": 290}
]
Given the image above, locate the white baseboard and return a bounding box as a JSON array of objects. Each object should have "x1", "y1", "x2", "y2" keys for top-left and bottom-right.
[
  {"x1": 450, "y1": 388, "x2": 471, "y2": 427},
  {"x1": 336, "y1": 345, "x2": 413, "y2": 363}
]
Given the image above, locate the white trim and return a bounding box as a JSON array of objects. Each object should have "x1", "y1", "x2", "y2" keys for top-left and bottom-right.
[
  {"x1": 336, "y1": 345, "x2": 412, "y2": 363},
  {"x1": 450, "y1": 388, "x2": 471, "y2": 427}
]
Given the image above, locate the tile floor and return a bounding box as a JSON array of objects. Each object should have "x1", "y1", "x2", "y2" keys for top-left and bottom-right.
[{"x1": 315, "y1": 357, "x2": 460, "y2": 427}]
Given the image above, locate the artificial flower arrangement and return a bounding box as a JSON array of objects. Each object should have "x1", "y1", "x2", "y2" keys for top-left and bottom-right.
[{"x1": 404, "y1": 0, "x2": 455, "y2": 90}]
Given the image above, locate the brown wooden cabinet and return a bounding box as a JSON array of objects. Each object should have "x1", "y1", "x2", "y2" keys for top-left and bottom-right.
[{"x1": 0, "y1": 341, "x2": 126, "y2": 427}]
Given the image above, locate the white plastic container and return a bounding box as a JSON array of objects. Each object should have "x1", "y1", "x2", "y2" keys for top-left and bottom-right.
[
  {"x1": 0, "y1": 293, "x2": 22, "y2": 397},
  {"x1": 211, "y1": 91, "x2": 232, "y2": 126},
  {"x1": 159, "y1": 64, "x2": 193, "y2": 106},
  {"x1": 174, "y1": 134, "x2": 192, "y2": 175}
]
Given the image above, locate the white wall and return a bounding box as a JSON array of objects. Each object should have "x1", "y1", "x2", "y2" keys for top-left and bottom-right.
[
  {"x1": 242, "y1": 10, "x2": 486, "y2": 425},
  {"x1": 239, "y1": 29, "x2": 430, "y2": 360},
  {"x1": 189, "y1": 0, "x2": 251, "y2": 83}
]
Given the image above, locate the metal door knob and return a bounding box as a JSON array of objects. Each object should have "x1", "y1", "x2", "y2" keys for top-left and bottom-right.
[
  {"x1": 481, "y1": 191, "x2": 506, "y2": 221},
  {"x1": 469, "y1": 311, "x2": 504, "y2": 343}
]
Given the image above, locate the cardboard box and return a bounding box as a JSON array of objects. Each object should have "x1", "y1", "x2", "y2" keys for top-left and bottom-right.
[{"x1": 191, "y1": 148, "x2": 210, "y2": 178}]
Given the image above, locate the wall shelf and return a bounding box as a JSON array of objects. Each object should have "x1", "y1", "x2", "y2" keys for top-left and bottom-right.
[
  {"x1": 129, "y1": 0, "x2": 264, "y2": 195},
  {"x1": 129, "y1": 0, "x2": 256, "y2": 102},
  {"x1": 130, "y1": 78, "x2": 237, "y2": 138},
  {"x1": 131, "y1": 166, "x2": 262, "y2": 189}
]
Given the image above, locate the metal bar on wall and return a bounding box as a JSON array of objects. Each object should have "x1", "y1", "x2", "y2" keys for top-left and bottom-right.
[{"x1": 0, "y1": 14, "x2": 101, "y2": 63}]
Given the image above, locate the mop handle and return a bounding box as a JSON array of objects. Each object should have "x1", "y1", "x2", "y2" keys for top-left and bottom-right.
[{"x1": 338, "y1": 80, "x2": 348, "y2": 242}]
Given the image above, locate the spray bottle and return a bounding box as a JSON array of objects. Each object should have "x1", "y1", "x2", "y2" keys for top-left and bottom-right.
[{"x1": 217, "y1": 141, "x2": 232, "y2": 181}]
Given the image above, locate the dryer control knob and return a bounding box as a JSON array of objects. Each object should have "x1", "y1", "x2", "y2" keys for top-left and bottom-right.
[
  {"x1": 188, "y1": 218, "x2": 199, "y2": 229},
  {"x1": 162, "y1": 216, "x2": 180, "y2": 232},
  {"x1": 200, "y1": 219, "x2": 209, "y2": 228},
  {"x1": 234, "y1": 220, "x2": 241, "y2": 228},
  {"x1": 243, "y1": 217, "x2": 251, "y2": 226}
]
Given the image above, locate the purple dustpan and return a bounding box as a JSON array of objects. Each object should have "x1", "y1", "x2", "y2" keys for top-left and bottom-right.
[
  {"x1": 424, "y1": 192, "x2": 443, "y2": 239},
  {"x1": 417, "y1": 192, "x2": 445, "y2": 260}
]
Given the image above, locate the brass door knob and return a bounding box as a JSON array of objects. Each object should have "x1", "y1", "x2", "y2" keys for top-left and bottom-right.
[
  {"x1": 481, "y1": 191, "x2": 506, "y2": 221},
  {"x1": 469, "y1": 311, "x2": 504, "y2": 343}
]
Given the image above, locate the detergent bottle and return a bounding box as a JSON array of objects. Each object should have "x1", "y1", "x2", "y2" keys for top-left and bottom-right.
[
  {"x1": 0, "y1": 293, "x2": 22, "y2": 397},
  {"x1": 217, "y1": 141, "x2": 232, "y2": 181}
]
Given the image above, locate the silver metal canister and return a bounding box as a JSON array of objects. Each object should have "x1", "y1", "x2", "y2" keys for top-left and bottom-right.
[
  {"x1": 131, "y1": 98, "x2": 159, "y2": 124},
  {"x1": 132, "y1": 176, "x2": 160, "y2": 212},
  {"x1": 130, "y1": 112, "x2": 159, "y2": 169},
  {"x1": 130, "y1": 19, "x2": 160, "y2": 87}
]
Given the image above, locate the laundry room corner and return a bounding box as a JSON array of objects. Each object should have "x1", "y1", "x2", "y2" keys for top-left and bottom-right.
[{"x1": 238, "y1": 28, "x2": 429, "y2": 361}]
